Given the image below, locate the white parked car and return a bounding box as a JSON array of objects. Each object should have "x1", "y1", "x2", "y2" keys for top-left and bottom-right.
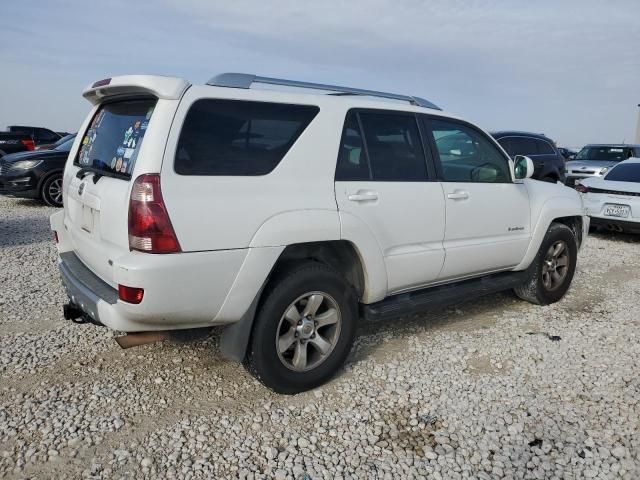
[
  {"x1": 51, "y1": 73, "x2": 588, "y2": 393},
  {"x1": 577, "y1": 158, "x2": 640, "y2": 233}
]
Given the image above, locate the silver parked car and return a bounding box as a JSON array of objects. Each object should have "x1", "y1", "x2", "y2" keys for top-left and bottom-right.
[{"x1": 565, "y1": 144, "x2": 640, "y2": 186}]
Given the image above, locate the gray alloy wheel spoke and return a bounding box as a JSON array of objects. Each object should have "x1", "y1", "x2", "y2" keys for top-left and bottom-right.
[
  {"x1": 292, "y1": 341, "x2": 308, "y2": 370},
  {"x1": 50, "y1": 179, "x2": 63, "y2": 203},
  {"x1": 278, "y1": 328, "x2": 297, "y2": 353},
  {"x1": 315, "y1": 308, "x2": 339, "y2": 328},
  {"x1": 309, "y1": 333, "x2": 332, "y2": 355},
  {"x1": 302, "y1": 294, "x2": 324, "y2": 318},
  {"x1": 551, "y1": 270, "x2": 562, "y2": 286},
  {"x1": 284, "y1": 304, "x2": 301, "y2": 325},
  {"x1": 552, "y1": 242, "x2": 564, "y2": 257}
]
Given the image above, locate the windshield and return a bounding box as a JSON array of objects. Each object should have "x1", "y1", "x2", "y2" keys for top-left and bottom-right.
[
  {"x1": 53, "y1": 134, "x2": 75, "y2": 148},
  {"x1": 575, "y1": 146, "x2": 632, "y2": 161},
  {"x1": 54, "y1": 136, "x2": 76, "y2": 152},
  {"x1": 75, "y1": 98, "x2": 156, "y2": 178},
  {"x1": 605, "y1": 163, "x2": 640, "y2": 182}
]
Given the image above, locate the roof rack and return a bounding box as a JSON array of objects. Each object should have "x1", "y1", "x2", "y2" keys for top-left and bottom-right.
[{"x1": 206, "y1": 73, "x2": 441, "y2": 111}]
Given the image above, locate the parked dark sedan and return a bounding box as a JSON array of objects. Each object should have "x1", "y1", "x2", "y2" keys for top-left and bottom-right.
[
  {"x1": 0, "y1": 135, "x2": 75, "y2": 207},
  {"x1": 491, "y1": 131, "x2": 566, "y2": 183}
]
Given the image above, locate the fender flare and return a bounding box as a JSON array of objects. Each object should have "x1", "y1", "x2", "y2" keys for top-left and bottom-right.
[{"x1": 515, "y1": 195, "x2": 585, "y2": 270}]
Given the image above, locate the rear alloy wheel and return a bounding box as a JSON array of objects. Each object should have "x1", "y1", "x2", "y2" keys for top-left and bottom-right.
[
  {"x1": 244, "y1": 262, "x2": 357, "y2": 394},
  {"x1": 276, "y1": 292, "x2": 342, "y2": 372},
  {"x1": 514, "y1": 223, "x2": 577, "y2": 305},
  {"x1": 42, "y1": 174, "x2": 63, "y2": 207}
]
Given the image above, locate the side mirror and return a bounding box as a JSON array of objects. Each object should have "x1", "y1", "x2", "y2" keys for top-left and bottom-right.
[{"x1": 514, "y1": 155, "x2": 534, "y2": 180}]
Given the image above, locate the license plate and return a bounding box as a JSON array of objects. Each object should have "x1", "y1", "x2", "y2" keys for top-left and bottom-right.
[
  {"x1": 81, "y1": 205, "x2": 94, "y2": 233},
  {"x1": 603, "y1": 204, "x2": 630, "y2": 218}
]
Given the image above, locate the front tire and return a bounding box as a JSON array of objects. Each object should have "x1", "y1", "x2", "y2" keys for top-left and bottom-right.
[
  {"x1": 41, "y1": 173, "x2": 63, "y2": 207},
  {"x1": 244, "y1": 262, "x2": 358, "y2": 394},
  {"x1": 514, "y1": 223, "x2": 577, "y2": 305}
]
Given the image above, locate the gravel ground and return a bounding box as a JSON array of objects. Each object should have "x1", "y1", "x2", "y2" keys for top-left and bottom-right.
[{"x1": 0, "y1": 195, "x2": 639, "y2": 479}]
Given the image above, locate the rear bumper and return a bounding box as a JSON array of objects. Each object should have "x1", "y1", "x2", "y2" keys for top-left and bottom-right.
[
  {"x1": 52, "y1": 211, "x2": 283, "y2": 332},
  {"x1": 56, "y1": 249, "x2": 250, "y2": 332},
  {"x1": 590, "y1": 216, "x2": 640, "y2": 233}
]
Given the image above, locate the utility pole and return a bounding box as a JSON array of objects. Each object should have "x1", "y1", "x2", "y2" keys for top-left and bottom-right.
[{"x1": 636, "y1": 104, "x2": 640, "y2": 144}]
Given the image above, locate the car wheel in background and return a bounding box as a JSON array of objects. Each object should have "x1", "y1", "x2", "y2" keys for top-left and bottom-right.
[
  {"x1": 541, "y1": 176, "x2": 557, "y2": 183},
  {"x1": 244, "y1": 262, "x2": 358, "y2": 394},
  {"x1": 41, "y1": 173, "x2": 64, "y2": 207},
  {"x1": 514, "y1": 223, "x2": 577, "y2": 305}
]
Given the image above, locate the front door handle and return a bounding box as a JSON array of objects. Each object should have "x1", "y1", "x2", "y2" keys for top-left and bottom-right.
[
  {"x1": 348, "y1": 192, "x2": 379, "y2": 202},
  {"x1": 447, "y1": 191, "x2": 469, "y2": 200}
]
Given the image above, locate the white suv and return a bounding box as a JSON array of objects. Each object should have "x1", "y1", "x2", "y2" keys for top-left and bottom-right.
[{"x1": 51, "y1": 73, "x2": 588, "y2": 393}]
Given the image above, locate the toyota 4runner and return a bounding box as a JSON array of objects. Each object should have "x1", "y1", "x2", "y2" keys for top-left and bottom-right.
[{"x1": 51, "y1": 73, "x2": 588, "y2": 394}]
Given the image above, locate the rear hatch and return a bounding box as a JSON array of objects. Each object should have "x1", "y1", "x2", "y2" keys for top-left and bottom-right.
[{"x1": 64, "y1": 99, "x2": 158, "y2": 286}]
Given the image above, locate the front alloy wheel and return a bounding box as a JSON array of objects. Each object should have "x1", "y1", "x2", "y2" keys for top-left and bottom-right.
[{"x1": 541, "y1": 240, "x2": 569, "y2": 291}]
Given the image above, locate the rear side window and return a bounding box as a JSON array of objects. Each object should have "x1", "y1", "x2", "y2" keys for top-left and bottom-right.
[
  {"x1": 175, "y1": 100, "x2": 319, "y2": 176},
  {"x1": 605, "y1": 163, "x2": 640, "y2": 182},
  {"x1": 335, "y1": 111, "x2": 428, "y2": 181},
  {"x1": 536, "y1": 139, "x2": 556, "y2": 155},
  {"x1": 507, "y1": 137, "x2": 538, "y2": 156},
  {"x1": 75, "y1": 98, "x2": 157, "y2": 178}
]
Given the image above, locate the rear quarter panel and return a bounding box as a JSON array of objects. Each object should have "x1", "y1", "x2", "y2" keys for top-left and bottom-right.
[{"x1": 160, "y1": 86, "x2": 343, "y2": 252}]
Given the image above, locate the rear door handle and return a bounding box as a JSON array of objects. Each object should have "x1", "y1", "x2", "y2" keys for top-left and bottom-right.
[
  {"x1": 447, "y1": 191, "x2": 469, "y2": 200},
  {"x1": 348, "y1": 192, "x2": 379, "y2": 202}
]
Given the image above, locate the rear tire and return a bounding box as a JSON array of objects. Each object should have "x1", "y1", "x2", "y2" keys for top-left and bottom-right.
[
  {"x1": 514, "y1": 223, "x2": 577, "y2": 305},
  {"x1": 244, "y1": 262, "x2": 357, "y2": 394},
  {"x1": 41, "y1": 173, "x2": 63, "y2": 207}
]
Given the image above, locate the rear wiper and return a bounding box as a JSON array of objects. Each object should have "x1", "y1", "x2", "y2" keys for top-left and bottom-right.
[
  {"x1": 76, "y1": 167, "x2": 92, "y2": 180},
  {"x1": 76, "y1": 167, "x2": 104, "y2": 184}
]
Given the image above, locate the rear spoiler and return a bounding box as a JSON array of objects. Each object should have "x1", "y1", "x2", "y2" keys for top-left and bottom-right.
[{"x1": 82, "y1": 75, "x2": 190, "y2": 105}]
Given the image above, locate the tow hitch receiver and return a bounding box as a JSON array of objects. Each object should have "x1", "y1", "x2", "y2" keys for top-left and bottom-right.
[{"x1": 63, "y1": 303, "x2": 86, "y2": 321}]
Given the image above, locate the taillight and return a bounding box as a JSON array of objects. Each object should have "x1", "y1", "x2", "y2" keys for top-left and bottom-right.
[
  {"x1": 118, "y1": 284, "x2": 144, "y2": 304},
  {"x1": 575, "y1": 184, "x2": 589, "y2": 193},
  {"x1": 53, "y1": 231, "x2": 59, "y2": 244},
  {"x1": 21, "y1": 139, "x2": 35, "y2": 151},
  {"x1": 128, "y1": 174, "x2": 181, "y2": 253}
]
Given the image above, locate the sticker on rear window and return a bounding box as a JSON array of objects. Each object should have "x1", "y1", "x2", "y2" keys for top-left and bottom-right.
[{"x1": 74, "y1": 99, "x2": 156, "y2": 177}]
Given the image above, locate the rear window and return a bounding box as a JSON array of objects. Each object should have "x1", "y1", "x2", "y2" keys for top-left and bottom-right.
[
  {"x1": 75, "y1": 98, "x2": 157, "y2": 178},
  {"x1": 174, "y1": 99, "x2": 319, "y2": 176},
  {"x1": 604, "y1": 163, "x2": 640, "y2": 182}
]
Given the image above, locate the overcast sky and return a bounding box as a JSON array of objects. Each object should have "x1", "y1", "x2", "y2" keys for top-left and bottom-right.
[{"x1": 1, "y1": 0, "x2": 639, "y2": 147}]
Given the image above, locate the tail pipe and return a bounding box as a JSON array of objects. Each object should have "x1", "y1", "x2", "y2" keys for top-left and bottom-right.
[{"x1": 115, "y1": 332, "x2": 170, "y2": 349}]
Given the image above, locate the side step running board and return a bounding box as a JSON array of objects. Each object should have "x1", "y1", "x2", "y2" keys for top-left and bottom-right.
[{"x1": 361, "y1": 270, "x2": 528, "y2": 322}]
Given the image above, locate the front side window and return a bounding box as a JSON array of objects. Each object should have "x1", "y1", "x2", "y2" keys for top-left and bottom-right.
[
  {"x1": 75, "y1": 98, "x2": 157, "y2": 178},
  {"x1": 175, "y1": 100, "x2": 319, "y2": 176},
  {"x1": 430, "y1": 120, "x2": 511, "y2": 183}
]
